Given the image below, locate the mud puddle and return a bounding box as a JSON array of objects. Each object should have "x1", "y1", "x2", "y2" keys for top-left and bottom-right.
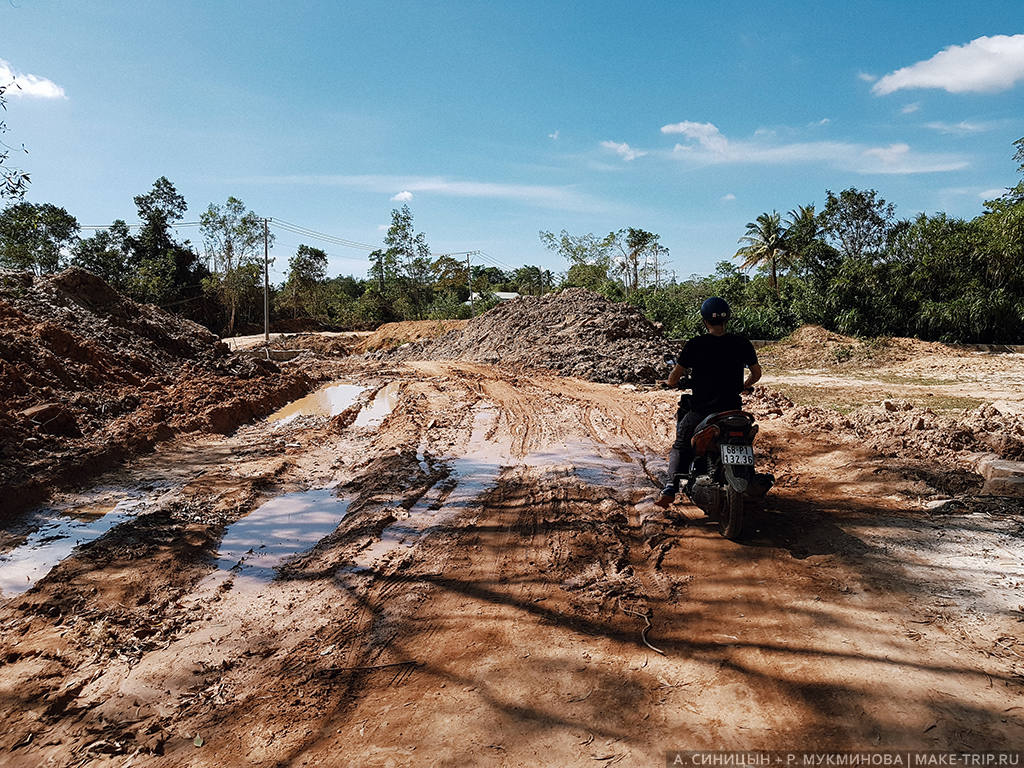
[
  {"x1": 212, "y1": 488, "x2": 351, "y2": 586},
  {"x1": 267, "y1": 382, "x2": 366, "y2": 424},
  {"x1": 350, "y1": 405, "x2": 508, "y2": 572},
  {"x1": 352, "y1": 381, "x2": 401, "y2": 428},
  {"x1": 0, "y1": 491, "x2": 164, "y2": 596}
]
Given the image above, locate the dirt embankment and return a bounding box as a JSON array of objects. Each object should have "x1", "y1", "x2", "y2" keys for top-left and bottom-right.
[
  {"x1": 0, "y1": 268, "x2": 312, "y2": 518},
  {"x1": 759, "y1": 325, "x2": 975, "y2": 370},
  {"x1": 391, "y1": 288, "x2": 667, "y2": 383},
  {"x1": 357, "y1": 319, "x2": 468, "y2": 353}
]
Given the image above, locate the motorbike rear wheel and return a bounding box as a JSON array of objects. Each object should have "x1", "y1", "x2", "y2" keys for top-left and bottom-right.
[{"x1": 720, "y1": 486, "x2": 745, "y2": 540}]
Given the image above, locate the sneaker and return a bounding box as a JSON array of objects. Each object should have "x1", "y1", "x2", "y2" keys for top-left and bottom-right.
[{"x1": 654, "y1": 485, "x2": 676, "y2": 509}]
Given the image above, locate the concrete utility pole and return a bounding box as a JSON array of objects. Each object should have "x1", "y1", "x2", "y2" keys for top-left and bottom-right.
[
  {"x1": 467, "y1": 253, "x2": 474, "y2": 315},
  {"x1": 263, "y1": 218, "x2": 270, "y2": 347}
]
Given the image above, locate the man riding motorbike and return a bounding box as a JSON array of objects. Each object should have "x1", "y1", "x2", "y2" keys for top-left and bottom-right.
[{"x1": 655, "y1": 296, "x2": 762, "y2": 509}]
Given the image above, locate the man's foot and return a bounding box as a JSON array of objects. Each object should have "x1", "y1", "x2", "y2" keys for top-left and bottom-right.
[{"x1": 654, "y1": 485, "x2": 676, "y2": 509}]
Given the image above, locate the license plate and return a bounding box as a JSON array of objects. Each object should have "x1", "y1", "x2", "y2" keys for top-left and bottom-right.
[{"x1": 721, "y1": 444, "x2": 754, "y2": 466}]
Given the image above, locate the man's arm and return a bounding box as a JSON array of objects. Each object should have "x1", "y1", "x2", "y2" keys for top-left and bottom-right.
[
  {"x1": 743, "y1": 363, "x2": 762, "y2": 390},
  {"x1": 667, "y1": 364, "x2": 689, "y2": 387}
]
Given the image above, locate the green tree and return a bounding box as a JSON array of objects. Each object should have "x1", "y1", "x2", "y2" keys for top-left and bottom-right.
[
  {"x1": 821, "y1": 187, "x2": 895, "y2": 259},
  {"x1": 539, "y1": 229, "x2": 615, "y2": 270},
  {"x1": 433, "y1": 254, "x2": 469, "y2": 299},
  {"x1": 610, "y1": 228, "x2": 662, "y2": 295},
  {"x1": 0, "y1": 82, "x2": 30, "y2": 200},
  {"x1": 0, "y1": 202, "x2": 79, "y2": 274},
  {"x1": 734, "y1": 211, "x2": 788, "y2": 296},
  {"x1": 129, "y1": 177, "x2": 209, "y2": 308},
  {"x1": 783, "y1": 204, "x2": 821, "y2": 260},
  {"x1": 71, "y1": 220, "x2": 132, "y2": 289},
  {"x1": 281, "y1": 244, "x2": 328, "y2": 319},
  {"x1": 383, "y1": 205, "x2": 432, "y2": 318},
  {"x1": 200, "y1": 196, "x2": 268, "y2": 335}
]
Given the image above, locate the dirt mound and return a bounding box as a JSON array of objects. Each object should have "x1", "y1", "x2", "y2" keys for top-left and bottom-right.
[
  {"x1": 396, "y1": 289, "x2": 666, "y2": 383},
  {"x1": 358, "y1": 320, "x2": 467, "y2": 353},
  {"x1": 272, "y1": 332, "x2": 358, "y2": 357},
  {"x1": 0, "y1": 268, "x2": 311, "y2": 517},
  {"x1": 761, "y1": 325, "x2": 972, "y2": 370}
]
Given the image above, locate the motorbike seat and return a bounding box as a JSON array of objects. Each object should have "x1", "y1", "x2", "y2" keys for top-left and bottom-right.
[{"x1": 693, "y1": 409, "x2": 754, "y2": 435}]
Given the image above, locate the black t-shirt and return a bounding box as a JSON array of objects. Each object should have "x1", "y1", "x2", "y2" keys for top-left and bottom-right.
[{"x1": 676, "y1": 332, "x2": 758, "y2": 414}]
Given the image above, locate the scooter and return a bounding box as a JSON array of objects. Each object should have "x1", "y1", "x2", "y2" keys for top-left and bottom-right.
[{"x1": 665, "y1": 356, "x2": 774, "y2": 540}]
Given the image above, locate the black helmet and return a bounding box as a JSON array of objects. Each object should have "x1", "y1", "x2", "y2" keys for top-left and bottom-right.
[{"x1": 700, "y1": 296, "x2": 730, "y2": 324}]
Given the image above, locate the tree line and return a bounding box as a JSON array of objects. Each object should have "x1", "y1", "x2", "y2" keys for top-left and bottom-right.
[
  {"x1": 541, "y1": 139, "x2": 1024, "y2": 344},
  {"x1": 2, "y1": 139, "x2": 1022, "y2": 343}
]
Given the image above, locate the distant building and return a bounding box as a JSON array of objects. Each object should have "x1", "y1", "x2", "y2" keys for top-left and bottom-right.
[{"x1": 466, "y1": 291, "x2": 520, "y2": 304}]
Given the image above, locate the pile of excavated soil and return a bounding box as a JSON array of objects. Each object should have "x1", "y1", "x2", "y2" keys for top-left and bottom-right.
[
  {"x1": 357, "y1": 320, "x2": 467, "y2": 353},
  {"x1": 0, "y1": 268, "x2": 311, "y2": 517},
  {"x1": 760, "y1": 325, "x2": 972, "y2": 370},
  {"x1": 271, "y1": 333, "x2": 357, "y2": 357},
  {"x1": 748, "y1": 387, "x2": 1024, "y2": 466},
  {"x1": 394, "y1": 289, "x2": 667, "y2": 383}
]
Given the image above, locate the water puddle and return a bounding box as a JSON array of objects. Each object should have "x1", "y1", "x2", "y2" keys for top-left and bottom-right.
[
  {"x1": 0, "y1": 496, "x2": 152, "y2": 597},
  {"x1": 349, "y1": 406, "x2": 508, "y2": 572},
  {"x1": 267, "y1": 383, "x2": 367, "y2": 424},
  {"x1": 352, "y1": 381, "x2": 402, "y2": 428},
  {"x1": 213, "y1": 489, "x2": 350, "y2": 584}
]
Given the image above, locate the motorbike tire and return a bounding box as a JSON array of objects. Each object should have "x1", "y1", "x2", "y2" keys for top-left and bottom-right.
[{"x1": 720, "y1": 486, "x2": 745, "y2": 541}]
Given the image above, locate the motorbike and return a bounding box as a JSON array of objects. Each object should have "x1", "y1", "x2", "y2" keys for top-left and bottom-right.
[{"x1": 663, "y1": 355, "x2": 774, "y2": 540}]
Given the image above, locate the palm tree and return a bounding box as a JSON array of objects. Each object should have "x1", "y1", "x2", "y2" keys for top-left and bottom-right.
[{"x1": 735, "y1": 211, "x2": 788, "y2": 296}]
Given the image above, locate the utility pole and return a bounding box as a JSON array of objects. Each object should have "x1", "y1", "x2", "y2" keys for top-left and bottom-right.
[
  {"x1": 467, "y1": 252, "x2": 474, "y2": 315},
  {"x1": 263, "y1": 218, "x2": 270, "y2": 347}
]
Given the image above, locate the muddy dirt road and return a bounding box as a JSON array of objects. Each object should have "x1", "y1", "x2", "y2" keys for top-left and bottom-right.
[{"x1": 2, "y1": 357, "x2": 1023, "y2": 766}]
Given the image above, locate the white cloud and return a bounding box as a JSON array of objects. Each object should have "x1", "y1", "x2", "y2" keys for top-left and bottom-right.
[
  {"x1": 857, "y1": 71, "x2": 877, "y2": 82},
  {"x1": 873, "y1": 34, "x2": 1024, "y2": 95},
  {"x1": 809, "y1": 118, "x2": 831, "y2": 127},
  {"x1": 548, "y1": 129, "x2": 559, "y2": 140},
  {"x1": 662, "y1": 120, "x2": 967, "y2": 174},
  {"x1": 600, "y1": 140, "x2": 647, "y2": 161},
  {"x1": 901, "y1": 102, "x2": 921, "y2": 114},
  {"x1": 390, "y1": 190, "x2": 413, "y2": 202},
  {"x1": 230, "y1": 173, "x2": 600, "y2": 211},
  {"x1": 661, "y1": 121, "x2": 729, "y2": 152},
  {"x1": 979, "y1": 187, "x2": 1007, "y2": 200},
  {"x1": 924, "y1": 120, "x2": 995, "y2": 135},
  {"x1": 0, "y1": 58, "x2": 66, "y2": 99},
  {"x1": 720, "y1": 193, "x2": 736, "y2": 202},
  {"x1": 376, "y1": 224, "x2": 388, "y2": 231}
]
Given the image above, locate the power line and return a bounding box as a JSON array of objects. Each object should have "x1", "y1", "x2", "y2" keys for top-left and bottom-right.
[
  {"x1": 79, "y1": 221, "x2": 203, "y2": 230},
  {"x1": 269, "y1": 218, "x2": 376, "y2": 251}
]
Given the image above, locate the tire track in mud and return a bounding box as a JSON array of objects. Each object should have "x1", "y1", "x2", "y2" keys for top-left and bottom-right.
[{"x1": 2, "y1": 360, "x2": 1023, "y2": 765}]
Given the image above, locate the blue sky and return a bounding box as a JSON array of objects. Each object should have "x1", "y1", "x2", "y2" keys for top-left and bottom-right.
[{"x1": 3, "y1": 0, "x2": 1023, "y2": 282}]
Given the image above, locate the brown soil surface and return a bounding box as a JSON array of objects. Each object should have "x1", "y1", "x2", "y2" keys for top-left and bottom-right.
[
  {"x1": 0, "y1": 268, "x2": 313, "y2": 519},
  {"x1": 358, "y1": 319, "x2": 468, "y2": 353},
  {"x1": 2, "y1": 297, "x2": 1024, "y2": 765},
  {"x1": 760, "y1": 325, "x2": 975, "y2": 370},
  {"x1": 397, "y1": 288, "x2": 667, "y2": 383}
]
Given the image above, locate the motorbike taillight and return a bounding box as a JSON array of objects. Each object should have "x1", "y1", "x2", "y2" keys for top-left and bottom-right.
[{"x1": 691, "y1": 424, "x2": 720, "y2": 455}]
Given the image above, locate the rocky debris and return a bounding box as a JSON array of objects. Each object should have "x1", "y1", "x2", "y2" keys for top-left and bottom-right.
[
  {"x1": 392, "y1": 289, "x2": 667, "y2": 383},
  {"x1": 749, "y1": 386, "x2": 1024, "y2": 468},
  {"x1": 974, "y1": 453, "x2": 1024, "y2": 498},
  {"x1": 0, "y1": 268, "x2": 312, "y2": 518}
]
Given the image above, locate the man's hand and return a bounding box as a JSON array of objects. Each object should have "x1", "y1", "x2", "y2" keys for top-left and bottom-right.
[
  {"x1": 667, "y1": 364, "x2": 688, "y2": 388},
  {"x1": 742, "y1": 363, "x2": 762, "y2": 390}
]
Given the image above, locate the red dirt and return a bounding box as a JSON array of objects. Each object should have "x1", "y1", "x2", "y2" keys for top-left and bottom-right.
[{"x1": 0, "y1": 268, "x2": 312, "y2": 519}]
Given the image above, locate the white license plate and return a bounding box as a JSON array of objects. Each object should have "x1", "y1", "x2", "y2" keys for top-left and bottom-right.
[{"x1": 721, "y1": 444, "x2": 754, "y2": 466}]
